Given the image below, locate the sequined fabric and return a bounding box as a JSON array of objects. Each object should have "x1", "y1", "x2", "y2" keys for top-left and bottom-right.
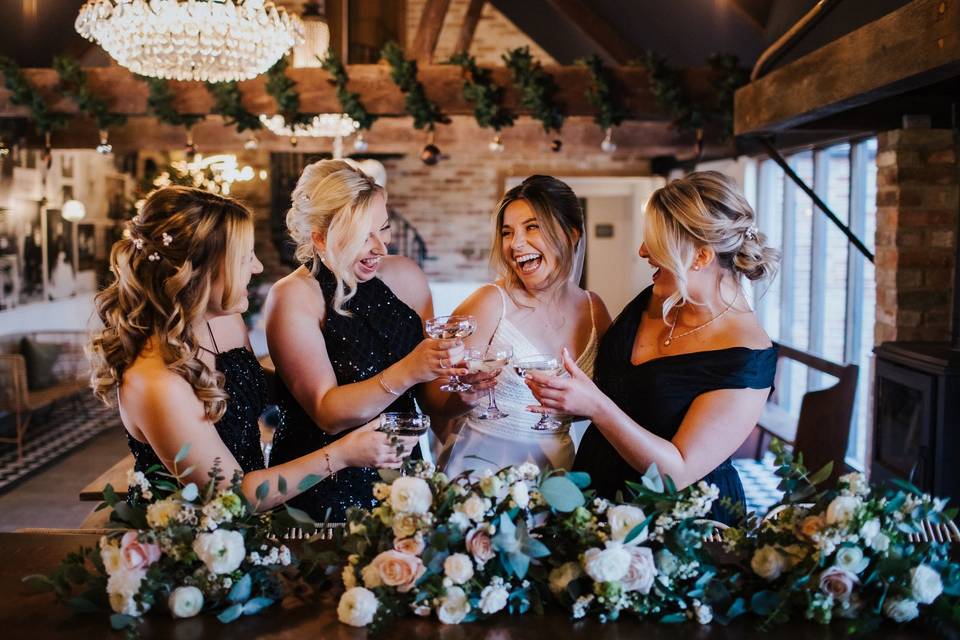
[
  {"x1": 127, "y1": 347, "x2": 268, "y2": 482},
  {"x1": 270, "y1": 261, "x2": 423, "y2": 521}
]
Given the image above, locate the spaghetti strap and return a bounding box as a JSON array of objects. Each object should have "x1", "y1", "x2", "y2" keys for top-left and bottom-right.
[
  {"x1": 205, "y1": 321, "x2": 221, "y2": 355},
  {"x1": 489, "y1": 283, "x2": 508, "y2": 322},
  {"x1": 585, "y1": 290, "x2": 596, "y2": 332}
]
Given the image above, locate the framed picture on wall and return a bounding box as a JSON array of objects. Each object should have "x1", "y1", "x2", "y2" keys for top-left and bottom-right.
[
  {"x1": 45, "y1": 208, "x2": 77, "y2": 300},
  {"x1": 78, "y1": 223, "x2": 96, "y2": 271}
]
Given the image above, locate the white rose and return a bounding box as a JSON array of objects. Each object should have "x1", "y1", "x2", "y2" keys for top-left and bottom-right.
[
  {"x1": 100, "y1": 540, "x2": 122, "y2": 575},
  {"x1": 479, "y1": 475, "x2": 507, "y2": 500},
  {"x1": 444, "y1": 553, "x2": 474, "y2": 585},
  {"x1": 478, "y1": 584, "x2": 509, "y2": 614},
  {"x1": 192, "y1": 529, "x2": 245, "y2": 575},
  {"x1": 106, "y1": 567, "x2": 147, "y2": 615},
  {"x1": 869, "y1": 532, "x2": 890, "y2": 553},
  {"x1": 621, "y1": 546, "x2": 657, "y2": 594},
  {"x1": 549, "y1": 561, "x2": 583, "y2": 595},
  {"x1": 390, "y1": 477, "x2": 432, "y2": 514},
  {"x1": 448, "y1": 511, "x2": 471, "y2": 532},
  {"x1": 168, "y1": 585, "x2": 204, "y2": 618},
  {"x1": 910, "y1": 564, "x2": 944, "y2": 604},
  {"x1": 607, "y1": 505, "x2": 647, "y2": 543},
  {"x1": 859, "y1": 518, "x2": 880, "y2": 542},
  {"x1": 825, "y1": 496, "x2": 859, "y2": 526},
  {"x1": 839, "y1": 472, "x2": 868, "y2": 496},
  {"x1": 461, "y1": 495, "x2": 491, "y2": 522},
  {"x1": 337, "y1": 587, "x2": 379, "y2": 627},
  {"x1": 883, "y1": 597, "x2": 919, "y2": 623},
  {"x1": 835, "y1": 546, "x2": 869, "y2": 574},
  {"x1": 437, "y1": 586, "x2": 471, "y2": 624},
  {"x1": 342, "y1": 565, "x2": 357, "y2": 589},
  {"x1": 517, "y1": 462, "x2": 540, "y2": 479},
  {"x1": 751, "y1": 545, "x2": 787, "y2": 581},
  {"x1": 510, "y1": 482, "x2": 530, "y2": 509},
  {"x1": 695, "y1": 602, "x2": 713, "y2": 625},
  {"x1": 361, "y1": 563, "x2": 382, "y2": 588},
  {"x1": 582, "y1": 542, "x2": 630, "y2": 583},
  {"x1": 146, "y1": 498, "x2": 181, "y2": 529}
]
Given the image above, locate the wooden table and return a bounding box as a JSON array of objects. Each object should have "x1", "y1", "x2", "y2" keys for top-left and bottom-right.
[
  {"x1": 79, "y1": 454, "x2": 133, "y2": 502},
  {"x1": 0, "y1": 532, "x2": 931, "y2": 639}
]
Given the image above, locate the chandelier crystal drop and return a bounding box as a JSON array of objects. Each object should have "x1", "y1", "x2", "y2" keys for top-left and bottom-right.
[{"x1": 75, "y1": 0, "x2": 305, "y2": 82}]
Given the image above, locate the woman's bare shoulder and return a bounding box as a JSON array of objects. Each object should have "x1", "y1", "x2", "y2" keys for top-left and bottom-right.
[{"x1": 266, "y1": 267, "x2": 323, "y2": 316}]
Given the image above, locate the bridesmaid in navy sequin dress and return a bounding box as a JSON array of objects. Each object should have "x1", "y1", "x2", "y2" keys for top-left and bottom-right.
[
  {"x1": 89, "y1": 186, "x2": 401, "y2": 512},
  {"x1": 525, "y1": 172, "x2": 781, "y2": 524},
  {"x1": 266, "y1": 160, "x2": 464, "y2": 521}
]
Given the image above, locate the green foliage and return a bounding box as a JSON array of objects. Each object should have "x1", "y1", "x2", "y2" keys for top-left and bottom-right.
[
  {"x1": 53, "y1": 56, "x2": 126, "y2": 130},
  {"x1": 265, "y1": 57, "x2": 314, "y2": 128},
  {"x1": 576, "y1": 54, "x2": 627, "y2": 130},
  {"x1": 449, "y1": 52, "x2": 514, "y2": 132},
  {"x1": 138, "y1": 76, "x2": 205, "y2": 129},
  {"x1": 502, "y1": 47, "x2": 564, "y2": 134},
  {"x1": 205, "y1": 81, "x2": 263, "y2": 133},
  {"x1": 381, "y1": 42, "x2": 449, "y2": 132},
  {"x1": 0, "y1": 55, "x2": 66, "y2": 134},
  {"x1": 319, "y1": 49, "x2": 377, "y2": 131}
]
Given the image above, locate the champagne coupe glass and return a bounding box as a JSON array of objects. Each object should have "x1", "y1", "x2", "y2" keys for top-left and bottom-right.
[
  {"x1": 378, "y1": 412, "x2": 431, "y2": 475},
  {"x1": 464, "y1": 346, "x2": 513, "y2": 420},
  {"x1": 514, "y1": 353, "x2": 564, "y2": 431},
  {"x1": 424, "y1": 315, "x2": 477, "y2": 392}
]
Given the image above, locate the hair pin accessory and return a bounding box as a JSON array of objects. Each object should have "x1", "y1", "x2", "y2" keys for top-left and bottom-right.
[
  {"x1": 745, "y1": 225, "x2": 759, "y2": 241},
  {"x1": 162, "y1": 232, "x2": 173, "y2": 247},
  {"x1": 133, "y1": 238, "x2": 144, "y2": 250},
  {"x1": 148, "y1": 252, "x2": 161, "y2": 262}
]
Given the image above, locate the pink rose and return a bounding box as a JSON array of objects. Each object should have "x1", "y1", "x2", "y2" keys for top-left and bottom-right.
[
  {"x1": 370, "y1": 550, "x2": 425, "y2": 593},
  {"x1": 798, "y1": 514, "x2": 826, "y2": 540},
  {"x1": 120, "y1": 531, "x2": 161, "y2": 571},
  {"x1": 621, "y1": 545, "x2": 657, "y2": 594},
  {"x1": 819, "y1": 566, "x2": 858, "y2": 602},
  {"x1": 394, "y1": 534, "x2": 425, "y2": 556},
  {"x1": 465, "y1": 528, "x2": 495, "y2": 564}
]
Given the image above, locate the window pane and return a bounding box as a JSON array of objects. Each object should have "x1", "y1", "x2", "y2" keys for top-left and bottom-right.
[
  {"x1": 756, "y1": 159, "x2": 783, "y2": 341},
  {"x1": 822, "y1": 143, "x2": 850, "y2": 365},
  {"x1": 784, "y1": 152, "x2": 814, "y2": 412}
]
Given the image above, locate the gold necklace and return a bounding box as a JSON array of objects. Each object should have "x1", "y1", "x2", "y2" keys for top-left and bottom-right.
[{"x1": 663, "y1": 289, "x2": 740, "y2": 347}]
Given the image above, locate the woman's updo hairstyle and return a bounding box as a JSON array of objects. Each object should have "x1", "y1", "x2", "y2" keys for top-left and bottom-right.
[
  {"x1": 286, "y1": 159, "x2": 384, "y2": 316},
  {"x1": 644, "y1": 170, "x2": 780, "y2": 318},
  {"x1": 89, "y1": 186, "x2": 255, "y2": 421}
]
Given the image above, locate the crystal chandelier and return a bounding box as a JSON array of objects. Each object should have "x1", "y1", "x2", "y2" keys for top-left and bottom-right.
[
  {"x1": 292, "y1": 1, "x2": 329, "y2": 68},
  {"x1": 258, "y1": 113, "x2": 359, "y2": 138},
  {"x1": 152, "y1": 154, "x2": 256, "y2": 196},
  {"x1": 75, "y1": 0, "x2": 305, "y2": 82}
]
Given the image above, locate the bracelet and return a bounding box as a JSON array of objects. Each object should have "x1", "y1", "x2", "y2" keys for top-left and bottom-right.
[
  {"x1": 378, "y1": 372, "x2": 401, "y2": 396},
  {"x1": 322, "y1": 451, "x2": 335, "y2": 478}
]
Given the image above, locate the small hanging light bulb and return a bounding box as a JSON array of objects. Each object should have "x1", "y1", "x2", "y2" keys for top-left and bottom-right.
[
  {"x1": 420, "y1": 131, "x2": 440, "y2": 166},
  {"x1": 353, "y1": 132, "x2": 368, "y2": 152},
  {"x1": 244, "y1": 135, "x2": 259, "y2": 150},
  {"x1": 600, "y1": 128, "x2": 616, "y2": 153},
  {"x1": 96, "y1": 129, "x2": 113, "y2": 154},
  {"x1": 290, "y1": 136, "x2": 299, "y2": 148},
  {"x1": 550, "y1": 138, "x2": 563, "y2": 153},
  {"x1": 184, "y1": 128, "x2": 198, "y2": 158},
  {"x1": 488, "y1": 133, "x2": 504, "y2": 153}
]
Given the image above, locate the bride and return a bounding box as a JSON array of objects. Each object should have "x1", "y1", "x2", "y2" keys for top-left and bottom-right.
[{"x1": 426, "y1": 175, "x2": 611, "y2": 476}]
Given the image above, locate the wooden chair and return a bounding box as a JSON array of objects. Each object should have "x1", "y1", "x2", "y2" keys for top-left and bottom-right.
[{"x1": 754, "y1": 342, "x2": 859, "y2": 483}]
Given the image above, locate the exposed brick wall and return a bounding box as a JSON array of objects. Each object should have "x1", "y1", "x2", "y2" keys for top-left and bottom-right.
[
  {"x1": 406, "y1": 0, "x2": 557, "y2": 64},
  {"x1": 875, "y1": 129, "x2": 959, "y2": 343}
]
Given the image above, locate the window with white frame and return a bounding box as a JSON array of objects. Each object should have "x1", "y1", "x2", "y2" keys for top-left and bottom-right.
[{"x1": 752, "y1": 138, "x2": 878, "y2": 469}]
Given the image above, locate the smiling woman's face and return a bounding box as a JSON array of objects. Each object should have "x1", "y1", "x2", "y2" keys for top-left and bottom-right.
[
  {"x1": 350, "y1": 193, "x2": 391, "y2": 282},
  {"x1": 500, "y1": 199, "x2": 560, "y2": 292}
]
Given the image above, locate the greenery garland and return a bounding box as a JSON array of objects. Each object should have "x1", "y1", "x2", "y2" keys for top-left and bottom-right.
[
  {"x1": 502, "y1": 47, "x2": 565, "y2": 135},
  {"x1": 205, "y1": 81, "x2": 263, "y2": 133},
  {"x1": 265, "y1": 57, "x2": 314, "y2": 128},
  {"x1": 381, "y1": 41, "x2": 449, "y2": 132},
  {"x1": 320, "y1": 49, "x2": 377, "y2": 131},
  {"x1": 636, "y1": 51, "x2": 747, "y2": 140},
  {"x1": 53, "y1": 56, "x2": 126, "y2": 131},
  {"x1": 449, "y1": 52, "x2": 514, "y2": 132},
  {"x1": 138, "y1": 76, "x2": 205, "y2": 129},
  {"x1": 0, "y1": 56, "x2": 66, "y2": 135},
  {"x1": 576, "y1": 54, "x2": 626, "y2": 131}
]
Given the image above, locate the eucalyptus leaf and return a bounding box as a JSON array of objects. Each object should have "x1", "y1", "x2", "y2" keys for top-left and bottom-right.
[
  {"x1": 227, "y1": 574, "x2": 252, "y2": 604},
  {"x1": 540, "y1": 476, "x2": 584, "y2": 512},
  {"x1": 174, "y1": 443, "x2": 191, "y2": 464},
  {"x1": 807, "y1": 461, "x2": 834, "y2": 485},
  {"x1": 67, "y1": 596, "x2": 101, "y2": 614},
  {"x1": 278, "y1": 476, "x2": 288, "y2": 495},
  {"x1": 255, "y1": 480, "x2": 269, "y2": 502},
  {"x1": 750, "y1": 590, "x2": 781, "y2": 616},
  {"x1": 217, "y1": 603, "x2": 243, "y2": 624},
  {"x1": 565, "y1": 471, "x2": 591, "y2": 489},
  {"x1": 509, "y1": 551, "x2": 530, "y2": 579},
  {"x1": 21, "y1": 574, "x2": 55, "y2": 592},
  {"x1": 641, "y1": 463, "x2": 664, "y2": 493},
  {"x1": 110, "y1": 614, "x2": 136, "y2": 630},
  {"x1": 624, "y1": 513, "x2": 655, "y2": 544},
  {"x1": 377, "y1": 468, "x2": 401, "y2": 484},
  {"x1": 522, "y1": 537, "x2": 550, "y2": 558},
  {"x1": 298, "y1": 474, "x2": 324, "y2": 492},
  {"x1": 242, "y1": 597, "x2": 274, "y2": 616},
  {"x1": 890, "y1": 478, "x2": 922, "y2": 496},
  {"x1": 726, "y1": 597, "x2": 747, "y2": 619},
  {"x1": 284, "y1": 504, "x2": 317, "y2": 525},
  {"x1": 660, "y1": 613, "x2": 686, "y2": 623}
]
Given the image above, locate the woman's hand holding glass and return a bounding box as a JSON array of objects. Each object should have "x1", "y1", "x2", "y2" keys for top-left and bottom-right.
[
  {"x1": 402, "y1": 332, "x2": 468, "y2": 385},
  {"x1": 334, "y1": 419, "x2": 419, "y2": 470},
  {"x1": 524, "y1": 348, "x2": 606, "y2": 422},
  {"x1": 464, "y1": 346, "x2": 512, "y2": 419},
  {"x1": 425, "y1": 315, "x2": 477, "y2": 392}
]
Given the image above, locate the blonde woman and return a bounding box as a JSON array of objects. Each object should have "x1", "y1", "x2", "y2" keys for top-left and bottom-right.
[
  {"x1": 89, "y1": 186, "x2": 409, "y2": 511},
  {"x1": 427, "y1": 175, "x2": 612, "y2": 477},
  {"x1": 265, "y1": 160, "x2": 464, "y2": 520},
  {"x1": 526, "y1": 171, "x2": 780, "y2": 524}
]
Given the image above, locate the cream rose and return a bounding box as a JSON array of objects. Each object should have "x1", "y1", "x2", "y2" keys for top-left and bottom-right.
[
  {"x1": 193, "y1": 529, "x2": 245, "y2": 575},
  {"x1": 479, "y1": 583, "x2": 509, "y2": 614},
  {"x1": 510, "y1": 481, "x2": 530, "y2": 509},
  {"x1": 461, "y1": 494, "x2": 491, "y2": 522},
  {"x1": 394, "y1": 534, "x2": 426, "y2": 556},
  {"x1": 825, "y1": 496, "x2": 859, "y2": 526},
  {"x1": 465, "y1": 527, "x2": 495, "y2": 564},
  {"x1": 883, "y1": 597, "x2": 919, "y2": 623},
  {"x1": 146, "y1": 498, "x2": 180, "y2": 529},
  {"x1": 342, "y1": 565, "x2": 357, "y2": 589},
  {"x1": 169, "y1": 585, "x2": 204, "y2": 618},
  {"x1": 869, "y1": 532, "x2": 890, "y2": 553},
  {"x1": 479, "y1": 474, "x2": 507, "y2": 500},
  {"x1": 859, "y1": 518, "x2": 880, "y2": 542},
  {"x1": 373, "y1": 482, "x2": 391, "y2": 501},
  {"x1": 621, "y1": 545, "x2": 657, "y2": 594},
  {"x1": 910, "y1": 564, "x2": 943, "y2": 604},
  {"x1": 443, "y1": 553, "x2": 474, "y2": 585},
  {"x1": 582, "y1": 542, "x2": 630, "y2": 583},
  {"x1": 607, "y1": 505, "x2": 647, "y2": 543},
  {"x1": 106, "y1": 567, "x2": 147, "y2": 615},
  {"x1": 390, "y1": 477, "x2": 433, "y2": 514},
  {"x1": 100, "y1": 539, "x2": 122, "y2": 575},
  {"x1": 370, "y1": 550, "x2": 425, "y2": 593},
  {"x1": 392, "y1": 513, "x2": 419, "y2": 539},
  {"x1": 549, "y1": 561, "x2": 583, "y2": 595},
  {"x1": 361, "y1": 562, "x2": 382, "y2": 588},
  {"x1": 437, "y1": 586, "x2": 471, "y2": 624},
  {"x1": 819, "y1": 566, "x2": 858, "y2": 602},
  {"x1": 835, "y1": 546, "x2": 868, "y2": 574},
  {"x1": 751, "y1": 545, "x2": 787, "y2": 581},
  {"x1": 337, "y1": 587, "x2": 379, "y2": 627}
]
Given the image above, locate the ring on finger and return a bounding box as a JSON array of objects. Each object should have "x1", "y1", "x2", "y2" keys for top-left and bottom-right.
[{"x1": 440, "y1": 358, "x2": 448, "y2": 369}]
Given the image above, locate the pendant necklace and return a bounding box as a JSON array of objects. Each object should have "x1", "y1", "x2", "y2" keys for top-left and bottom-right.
[{"x1": 663, "y1": 289, "x2": 740, "y2": 347}]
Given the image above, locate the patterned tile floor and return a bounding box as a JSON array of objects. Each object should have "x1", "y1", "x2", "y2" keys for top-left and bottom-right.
[
  {"x1": 0, "y1": 394, "x2": 121, "y2": 496},
  {"x1": 733, "y1": 453, "x2": 784, "y2": 516}
]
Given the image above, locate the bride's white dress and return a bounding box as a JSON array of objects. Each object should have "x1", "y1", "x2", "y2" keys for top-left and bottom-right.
[{"x1": 436, "y1": 284, "x2": 598, "y2": 477}]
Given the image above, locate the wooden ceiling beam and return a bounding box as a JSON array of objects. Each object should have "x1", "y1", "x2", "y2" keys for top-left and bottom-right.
[
  {"x1": 735, "y1": 0, "x2": 960, "y2": 136},
  {"x1": 454, "y1": 0, "x2": 486, "y2": 55},
  {"x1": 544, "y1": 0, "x2": 641, "y2": 65},
  {"x1": 0, "y1": 64, "x2": 716, "y2": 120},
  {"x1": 411, "y1": 0, "x2": 453, "y2": 64}
]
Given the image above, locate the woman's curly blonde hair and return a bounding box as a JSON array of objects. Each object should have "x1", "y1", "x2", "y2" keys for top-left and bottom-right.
[{"x1": 88, "y1": 186, "x2": 254, "y2": 421}]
